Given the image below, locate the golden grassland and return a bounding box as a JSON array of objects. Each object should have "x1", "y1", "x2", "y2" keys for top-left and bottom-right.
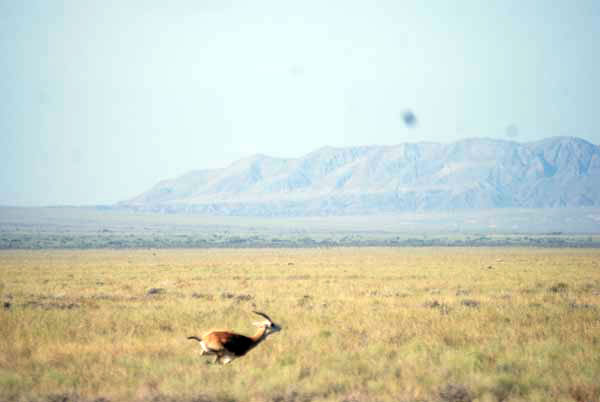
[{"x1": 1, "y1": 248, "x2": 599, "y2": 402}]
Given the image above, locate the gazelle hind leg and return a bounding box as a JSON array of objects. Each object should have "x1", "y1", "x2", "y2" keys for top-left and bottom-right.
[{"x1": 199, "y1": 341, "x2": 210, "y2": 354}]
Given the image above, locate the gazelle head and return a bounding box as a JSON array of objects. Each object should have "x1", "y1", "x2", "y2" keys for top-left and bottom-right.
[{"x1": 252, "y1": 311, "x2": 282, "y2": 336}]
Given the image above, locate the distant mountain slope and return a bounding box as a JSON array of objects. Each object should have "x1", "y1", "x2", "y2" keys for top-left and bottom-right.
[{"x1": 121, "y1": 137, "x2": 600, "y2": 215}]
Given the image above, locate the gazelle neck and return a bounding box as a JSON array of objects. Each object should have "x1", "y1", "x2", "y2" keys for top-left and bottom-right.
[{"x1": 250, "y1": 326, "x2": 268, "y2": 343}]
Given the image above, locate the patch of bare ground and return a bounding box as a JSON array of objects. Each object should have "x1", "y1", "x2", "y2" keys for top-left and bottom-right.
[
  {"x1": 21, "y1": 300, "x2": 81, "y2": 310},
  {"x1": 3, "y1": 394, "x2": 110, "y2": 402},
  {"x1": 568, "y1": 384, "x2": 600, "y2": 402},
  {"x1": 423, "y1": 300, "x2": 451, "y2": 314},
  {"x1": 17, "y1": 395, "x2": 235, "y2": 402},
  {"x1": 438, "y1": 384, "x2": 472, "y2": 402}
]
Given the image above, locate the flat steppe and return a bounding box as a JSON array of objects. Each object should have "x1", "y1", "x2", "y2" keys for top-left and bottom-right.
[{"x1": 1, "y1": 248, "x2": 599, "y2": 401}]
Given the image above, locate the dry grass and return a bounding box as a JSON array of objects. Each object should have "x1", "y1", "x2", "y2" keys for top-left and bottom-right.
[{"x1": 1, "y1": 248, "x2": 600, "y2": 401}]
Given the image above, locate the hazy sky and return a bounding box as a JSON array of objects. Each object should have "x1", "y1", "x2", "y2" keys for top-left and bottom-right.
[{"x1": 1, "y1": 1, "x2": 599, "y2": 206}]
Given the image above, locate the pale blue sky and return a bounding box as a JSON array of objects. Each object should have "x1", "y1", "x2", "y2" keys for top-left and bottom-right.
[{"x1": 1, "y1": 0, "x2": 599, "y2": 206}]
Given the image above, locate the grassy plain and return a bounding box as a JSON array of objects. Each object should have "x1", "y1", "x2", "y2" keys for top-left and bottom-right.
[{"x1": 1, "y1": 248, "x2": 600, "y2": 401}]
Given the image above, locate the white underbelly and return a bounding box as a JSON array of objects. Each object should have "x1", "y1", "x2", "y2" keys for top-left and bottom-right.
[{"x1": 200, "y1": 341, "x2": 213, "y2": 354}]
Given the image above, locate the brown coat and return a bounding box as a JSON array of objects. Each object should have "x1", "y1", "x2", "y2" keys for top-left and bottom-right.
[{"x1": 201, "y1": 327, "x2": 266, "y2": 356}]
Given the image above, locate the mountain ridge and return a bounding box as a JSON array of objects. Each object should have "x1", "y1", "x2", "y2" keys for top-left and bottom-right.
[{"x1": 121, "y1": 136, "x2": 600, "y2": 215}]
